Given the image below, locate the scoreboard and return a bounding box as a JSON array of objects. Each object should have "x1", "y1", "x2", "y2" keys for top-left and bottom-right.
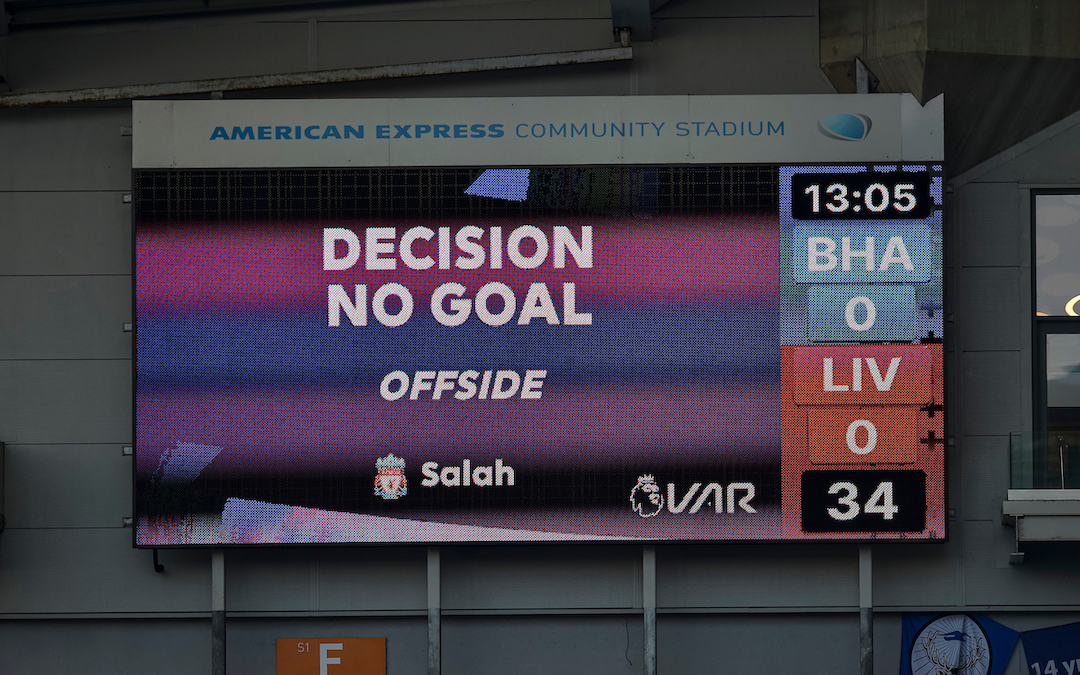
[
  {"x1": 132, "y1": 96, "x2": 944, "y2": 545},
  {"x1": 780, "y1": 165, "x2": 944, "y2": 538}
]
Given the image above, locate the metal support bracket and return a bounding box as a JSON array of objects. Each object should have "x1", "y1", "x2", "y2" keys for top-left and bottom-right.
[
  {"x1": 212, "y1": 550, "x2": 226, "y2": 675},
  {"x1": 610, "y1": 0, "x2": 653, "y2": 40},
  {"x1": 153, "y1": 548, "x2": 165, "y2": 573},
  {"x1": 427, "y1": 547, "x2": 441, "y2": 675},
  {"x1": 859, "y1": 547, "x2": 873, "y2": 675},
  {"x1": 1010, "y1": 516, "x2": 1025, "y2": 564},
  {"x1": 850, "y1": 58, "x2": 880, "y2": 94},
  {"x1": 643, "y1": 545, "x2": 657, "y2": 675}
]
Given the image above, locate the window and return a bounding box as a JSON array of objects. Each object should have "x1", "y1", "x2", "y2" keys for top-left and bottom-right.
[
  {"x1": 1032, "y1": 192, "x2": 1080, "y2": 487},
  {"x1": 1035, "y1": 193, "x2": 1080, "y2": 318}
]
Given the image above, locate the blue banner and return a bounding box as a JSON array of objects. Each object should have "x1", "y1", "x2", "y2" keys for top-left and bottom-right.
[
  {"x1": 1022, "y1": 623, "x2": 1080, "y2": 675},
  {"x1": 901, "y1": 614, "x2": 1019, "y2": 675}
]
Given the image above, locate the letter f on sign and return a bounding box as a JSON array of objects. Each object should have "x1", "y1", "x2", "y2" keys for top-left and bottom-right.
[{"x1": 320, "y1": 643, "x2": 344, "y2": 675}]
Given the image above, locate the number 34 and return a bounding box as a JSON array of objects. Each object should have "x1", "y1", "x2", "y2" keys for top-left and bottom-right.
[{"x1": 827, "y1": 481, "x2": 898, "y2": 520}]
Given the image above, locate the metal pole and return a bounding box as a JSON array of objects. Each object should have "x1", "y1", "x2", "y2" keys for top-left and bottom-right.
[
  {"x1": 1059, "y1": 437, "x2": 1066, "y2": 489},
  {"x1": 643, "y1": 545, "x2": 656, "y2": 675},
  {"x1": 859, "y1": 546, "x2": 873, "y2": 675},
  {"x1": 427, "y1": 547, "x2": 441, "y2": 675},
  {"x1": 212, "y1": 550, "x2": 226, "y2": 675}
]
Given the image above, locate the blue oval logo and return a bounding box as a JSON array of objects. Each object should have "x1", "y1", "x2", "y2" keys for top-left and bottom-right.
[{"x1": 818, "y1": 113, "x2": 872, "y2": 141}]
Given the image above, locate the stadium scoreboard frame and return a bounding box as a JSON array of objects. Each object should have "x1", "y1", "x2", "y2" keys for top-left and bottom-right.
[{"x1": 132, "y1": 95, "x2": 945, "y2": 546}]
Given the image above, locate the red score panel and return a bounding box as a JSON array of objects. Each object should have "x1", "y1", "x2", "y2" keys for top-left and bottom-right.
[
  {"x1": 781, "y1": 344, "x2": 944, "y2": 539},
  {"x1": 791, "y1": 345, "x2": 931, "y2": 406},
  {"x1": 807, "y1": 406, "x2": 916, "y2": 465}
]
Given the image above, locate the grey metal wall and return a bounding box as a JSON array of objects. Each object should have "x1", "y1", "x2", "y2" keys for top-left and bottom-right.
[{"x1": 1, "y1": 1, "x2": 1078, "y2": 673}]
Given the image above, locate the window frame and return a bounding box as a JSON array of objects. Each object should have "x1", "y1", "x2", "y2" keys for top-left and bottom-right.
[{"x1": 1031, "y1": 189, "x2": 1080, "y2": 436}]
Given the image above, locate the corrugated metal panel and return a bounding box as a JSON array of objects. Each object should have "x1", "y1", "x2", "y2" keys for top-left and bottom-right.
[
  {"x1": 960, "y1": 436, "x2": 1011, "y2": 522},
  {"x1": 960, "y1": 352, "x2": 1023, "y2": 436},
  {"x1": 872, "y1": 538, "x2": 962, "y2": 608},
  {"x1": 225, "y1": 547, "x2": 428, "y2": 612},
  {"x1": 657, "y1": 545, "x2": 858, "y2": 609},
  {"x1": 441, "y1": 546, "x2": 639, "y2": 610},
  {"x1": 0, "y1": 193, "x2": 132, "y2": 275},
  {"x1": 0, "y1": 619, "x2": 211, "y2": 675},
  {"x1": 659, "y1": 615, "x2": 858, "y2": 675},
  {"x1": 0, "y1": 107, "x2": 130, "y2": 191},
  {"x1": 225, "y1": 549, "x2": 320, "y2": 612},
  {"x1": 0, "y1": 529, "x2": 210, "y2": 613},
  {"x1": 4, "y1": 444, "x2": 131, "y2": 529},
  {"x1": 0, "y1": 276, "x2": 131, "y2": 360},
  {"x1": 953, "y1": 110, "x2": 1080, "y2": 186},
  {"x1": 959, "y1": 268, "x2": 1021, "y2": 352},
  {"x1": 0, "y1": 360, "x2": 131, "y2": 444},
  {"x1": 984, "y1": 119, "x2": 1080, "y2": 185},
  {"x1": 317, "y1": 547, "x2": 427, "y2": 612},
  {"x1": 963, "y1": 520, "x2": 1080, "y2": 606},
  {"x1": 442, "y1": 616, "x2": 642, "y2": 675},
  {"x1": 958, "y1": 182, "x2": 1022, "y2": 267}
]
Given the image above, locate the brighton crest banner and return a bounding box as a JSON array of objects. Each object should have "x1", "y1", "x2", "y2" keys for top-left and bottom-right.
[{"x1": 901, "y1": 614, "x2": 1019, "y2": 675}]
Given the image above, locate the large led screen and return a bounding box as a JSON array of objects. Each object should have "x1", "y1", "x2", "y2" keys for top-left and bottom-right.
[{"x1": 134, "y1": 164, "x2": 944, "y2": 544}]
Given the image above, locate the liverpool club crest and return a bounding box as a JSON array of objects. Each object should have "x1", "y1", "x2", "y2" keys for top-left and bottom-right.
[{"x1": 374, "y1": 453, "x2": 408, "y2": 500}]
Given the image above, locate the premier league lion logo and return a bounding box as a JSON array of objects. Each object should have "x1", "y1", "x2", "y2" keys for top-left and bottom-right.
[{"x1": 630, "y1": 474, "x2": 664, "y2": 518}]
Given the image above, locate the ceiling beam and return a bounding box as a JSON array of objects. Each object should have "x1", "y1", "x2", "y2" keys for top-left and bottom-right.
[{"x1": 0, "y1": 46, "x2": 633, "y2": 106}]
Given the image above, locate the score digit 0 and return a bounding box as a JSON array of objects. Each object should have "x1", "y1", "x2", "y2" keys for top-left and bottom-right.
[
  {"x1": 846, "y1": 420, "x2": 877, "y2": 455},
  {"x1": 845, "y1": 296, "x2": 876, "y2": 331}
]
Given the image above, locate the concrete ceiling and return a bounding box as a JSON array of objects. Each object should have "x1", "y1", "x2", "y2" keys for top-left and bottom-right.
[{"x1": 821, "y1": 0, "x2": 1080, "y2": 176}]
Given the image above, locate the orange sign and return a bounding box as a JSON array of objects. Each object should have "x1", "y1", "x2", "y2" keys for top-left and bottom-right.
[
  {"x1": 276, "y1": 638, "x2": 386, "y2": 675},
  {"x1": 806, "y1": 406, "x2": 916, "y2": 465}
]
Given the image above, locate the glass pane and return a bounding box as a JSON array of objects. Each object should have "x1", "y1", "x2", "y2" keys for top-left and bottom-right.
[
  {"x1": 1035, "y1": 193, "x2": 1080, "y2": 315},
  {"x1": 1047, "y1": 333, "x2": 1080, "y2": 406},
  {"x1": 1047, "y1": 333, "x2": 1080, "y2": 442}
]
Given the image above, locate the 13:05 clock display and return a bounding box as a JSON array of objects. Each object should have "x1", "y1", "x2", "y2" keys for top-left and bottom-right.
[{"x1": 790, "y1": 171, "x2": 932, "y2": 220}]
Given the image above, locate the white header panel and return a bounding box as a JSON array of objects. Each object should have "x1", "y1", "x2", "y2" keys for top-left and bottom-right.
[{"x1": 133, "y1": 94, "x2": 943, "y2": 168}]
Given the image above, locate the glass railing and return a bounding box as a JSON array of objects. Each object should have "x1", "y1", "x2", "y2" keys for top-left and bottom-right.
[{"x1": 1010, "y1": 432, "x2": 1080, "y2": 489}]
